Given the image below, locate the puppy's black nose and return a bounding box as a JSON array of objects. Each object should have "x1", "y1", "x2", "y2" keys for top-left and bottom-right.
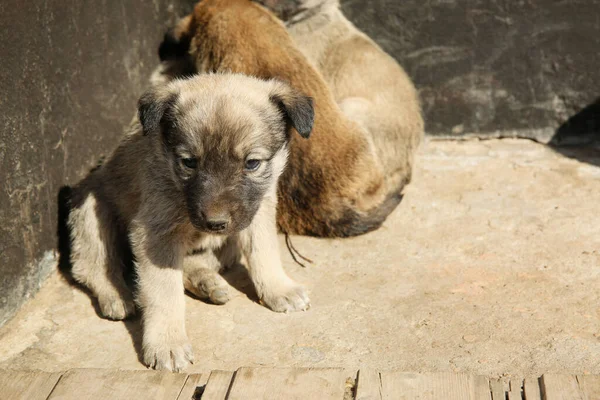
[
  {"x1": 201, "y1": 209, "x2": 231, "y2": 232},
  {"x1": 206, "y1": 219, "x2": 228, "y2": 232}
]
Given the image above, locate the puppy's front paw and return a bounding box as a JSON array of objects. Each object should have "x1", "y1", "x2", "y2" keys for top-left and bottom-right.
[
  {"x1": 98, "y1": 294, "x2": 136, "y2": 321},
  {"x1": 143, "y1": 336, "x2": 194, "y2": 372},
  {"x1": 260, "y1": 283, "x2": 310, "y2": 313}
]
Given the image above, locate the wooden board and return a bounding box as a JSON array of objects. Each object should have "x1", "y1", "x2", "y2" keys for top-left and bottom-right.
[
  {"x1": 201, "y1": 370, "x2": 235, "y2": 400},
  {"x1": 577, "y1": 375, "x2": 600, "y2": 400},
  {"x1": 507, "y1": 378, "x2": 523, "y2": 400},
  {"x1": 1, "y1": 367, "x2": 599, "y2": 400},
  {"x1": 177, "y1": 373, "x2": 208, "y2": 400},
  {"x1": 541, "y1": 374, "x2": 585, "y2": 400},
  {"x1": 226, "y1": 367, "x2": 351, "y2": 400},
  {"x1": 523, "y1": 377, "x2": 542, "y2": 400},
  {"x1": 0, "y1": 369, "x2": 62, "y2": 400},
  {"x1": 355, "y1": 369, "x2": 382, "y2": 400},
  {"x1": 472, "y1": 375, "x2": 492, "y2": 400},
  {"x1": 46, "y1": 368, "x2": 188, "y2": 400},
  {"x1": 507, "y1": 390, "x2": 522, "y2": 400},
  {"x1": 489, "y1": 379, "x2": 505, "y2": 400},
  {"x1": 380, "y1": 372, "x2": 492, "y2": 400}
]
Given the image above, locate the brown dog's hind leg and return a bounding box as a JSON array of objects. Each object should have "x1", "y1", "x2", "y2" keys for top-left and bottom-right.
[{"x1": 338, "y1": 96, "x2": 418, "y2": 192}]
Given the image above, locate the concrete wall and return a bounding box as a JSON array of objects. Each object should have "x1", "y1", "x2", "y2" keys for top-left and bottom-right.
[
  {"x1": 0, "y1": 0, "x2": 195, "y2": 326},
  {"x1": 0, "y1": 0, "x2": 598, "y2": 326},
  {"x1": 342, "y1": 0, "x2": 600, "y2": 144}
]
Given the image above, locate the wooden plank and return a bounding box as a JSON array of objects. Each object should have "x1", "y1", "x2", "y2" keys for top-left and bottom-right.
[
  {"x1": 577, "y1": 375, "x2": 600, "y2": 400},
  {"x1": 489, "y1": 379, "x2": 506, "y2": 400},
  {"x1": 523, "y1": 377, "x2": 542, "y2": 400},
  {"x1": 507, "y1": 390, "x2": 522, "y2": 400},
  {"x1": 540, "y1": 374, "x2": 585, "y2": 400},
  {"x1": 507, "y1": 378, "x2": 523, "y2": 400},
  {"x1": 355, "y1": 369, "x2": 382, "y2": 400},
  {"x1": 509, "y1": 378, "x2": 523, "y2": 391},
  {"x1": 47, "y1": 368, "x2": 188, "y2": 400},
  {"x1": 472, "y1": 375, "x2": 492, "y2": 400},
  {"x1": 0, "y1": 369, "x2": 62, "y2": 400},
  {"x1": 227, "y1": 367, "x2": 351, "y2": 400},
  {"x1": 177, "y1": 373, "x2": 208, "y2": 400},
  {"x1": 201, "y1": 370, "x2": 235, "y2": 400},
  {"x1": 380, "y1": 372, "x2": 490, "y2": 400}
]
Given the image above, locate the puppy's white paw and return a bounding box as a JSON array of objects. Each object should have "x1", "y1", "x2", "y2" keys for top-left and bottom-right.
[
  {"x1": 186, "y1": 270, "x2": 232, "y2": 305},
  {"x1": 143, "y1": 336, "x2": 194, "y2": 372},
  {"x1": 208, "y1": 287, "x2": 231, "y2": 305},
  {"x1": 98, "y1": 294, "x2": 136, "y2": 321},
  {"x1": 260, "y1": 283, "x2": 310, "y2": 313}
]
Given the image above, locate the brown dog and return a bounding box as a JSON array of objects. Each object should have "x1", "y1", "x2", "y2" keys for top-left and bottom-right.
[
  {"x1": 160, "y1": 0, "x2": 411, "y2": 237},
  {"x1": 255, "y1": 0, "x2": 424, "y2": 193}
]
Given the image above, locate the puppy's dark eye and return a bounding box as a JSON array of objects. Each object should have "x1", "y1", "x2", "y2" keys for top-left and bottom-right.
[
  {"x1": 181, "y1": 157, "x2": 197, "y2": 169},
  {"x1": 244, "y1": 159, "x2": 261, "y2": 171}
]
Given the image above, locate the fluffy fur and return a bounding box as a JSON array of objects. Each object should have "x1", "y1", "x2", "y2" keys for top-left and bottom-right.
[
  {"x1": 257, "y1": 0, "x2": 424, "y2": 190},
  {"x1": 159, "y1": 0, "x2": 421, "y2": 237},
  {"x1": 64, "y1": 74, "x2": 313, "y2": 371}
]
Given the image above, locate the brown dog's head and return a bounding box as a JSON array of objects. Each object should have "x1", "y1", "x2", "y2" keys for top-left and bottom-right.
[
  {"x1": 138, "y1": 74, "x2": 313, "y2": 234},
  {"x1": 158, "y1": 0, "x2": 331, "y2": 74},
  {"x1": 253, "y1": 0, "x2": 336, "y2": 22}
]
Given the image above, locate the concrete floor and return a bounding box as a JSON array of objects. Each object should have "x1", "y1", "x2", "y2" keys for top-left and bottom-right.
[{"x1": 1, "y1": 139, "x2": 599, "y2": 378}]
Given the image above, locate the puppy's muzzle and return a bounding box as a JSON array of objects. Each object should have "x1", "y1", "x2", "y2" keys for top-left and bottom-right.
[{"x1": 202, "y1": 210, "x2": 231, "y2": 233}]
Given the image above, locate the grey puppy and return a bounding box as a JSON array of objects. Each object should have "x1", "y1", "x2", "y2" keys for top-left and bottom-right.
[{"x1": 65, "y1": 73, "x2": 314, "y2": 371}]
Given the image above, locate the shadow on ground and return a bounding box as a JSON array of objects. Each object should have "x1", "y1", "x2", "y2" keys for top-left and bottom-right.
[{"x1": 550, "y1": 98, "x2": 600, "y2": 166}]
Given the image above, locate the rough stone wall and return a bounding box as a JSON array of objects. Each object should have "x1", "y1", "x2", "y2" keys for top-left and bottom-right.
[
  {"x1": 342, "y1": 0, "x2": 600, "y2": 144},
  {"x1": 0, "y1": 0, "x2": 194, "y2": 326}
]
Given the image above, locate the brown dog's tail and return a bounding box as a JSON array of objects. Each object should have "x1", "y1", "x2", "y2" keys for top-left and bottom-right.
[
  {"x1": 328, "y1": 162, "x2": 415, "y2": 237},
  {"x1": 326, "y1": 189, "x2": 404, "y2": 238}
]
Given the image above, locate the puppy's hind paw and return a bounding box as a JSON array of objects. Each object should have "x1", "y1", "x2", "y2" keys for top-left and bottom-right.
[
  {"x1": 98, "y1": 295, "x2": 136, "y2": 321},
  {"x1": 208, "y1": 288, "x2": 231, "y2": 305},
  {"x1": 185, "y1": 268, "x2": 232, "y2": 305}
]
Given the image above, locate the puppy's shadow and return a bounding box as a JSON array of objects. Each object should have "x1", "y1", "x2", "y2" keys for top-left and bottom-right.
[
  {"x1": 123, "y1": 318, "x2": 144, "y2": 365},
  {"x1": 220, "y1": 263, "x2": 260, "y2": 303},
  {"x1": 56, "y1": 267, "x2": 145, "y2": 365}
]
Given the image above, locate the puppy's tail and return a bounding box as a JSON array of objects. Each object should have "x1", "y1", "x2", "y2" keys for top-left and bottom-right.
[{"x1": 328, "y1": 189, "x2": 404, "y2": 238}]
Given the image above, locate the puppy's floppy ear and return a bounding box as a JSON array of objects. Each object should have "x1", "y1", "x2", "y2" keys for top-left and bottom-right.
[
  {"x1": 138, "y1": 87, "x2": 178, "y2": 136},
  {"x1": 158, "y1": 15, "x2": 194, "y2": 61},
  {"x1": 270, "y1": 82, "x2": 314, "y2": 139}
]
